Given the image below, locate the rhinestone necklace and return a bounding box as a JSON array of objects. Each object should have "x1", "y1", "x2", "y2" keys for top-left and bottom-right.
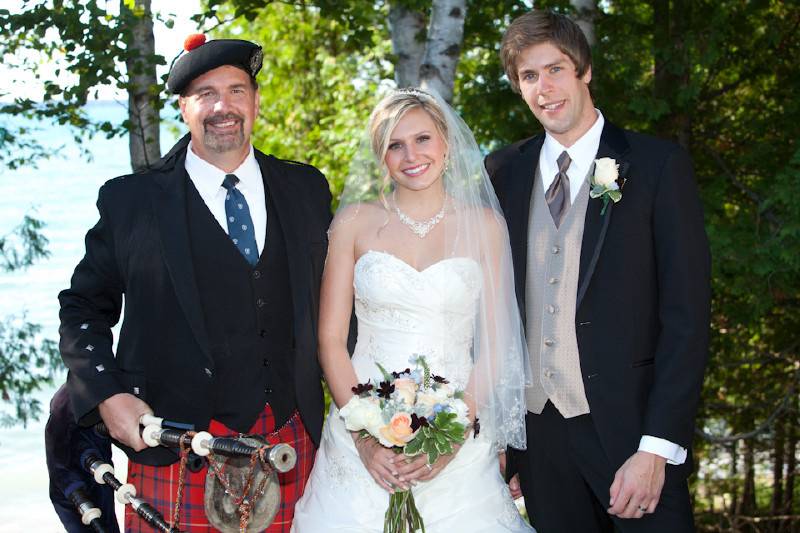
[{"x1": 393, "y1": 191, "x2": 446, "y2": 238}]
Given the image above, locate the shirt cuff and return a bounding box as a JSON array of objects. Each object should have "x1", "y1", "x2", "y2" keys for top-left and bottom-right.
[{"x1": 638, "y1": 435, "x2": 687, "y2": 465}]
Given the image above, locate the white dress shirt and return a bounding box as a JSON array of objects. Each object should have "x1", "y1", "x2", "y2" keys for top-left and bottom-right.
[
  {"x1": 184, "y1": 142, "x2": 267, "y2": 256},
  {"x1": 538, "y1": 109, "x2": 605, "y2": 203},
  {"x1": 538, "y1": 109, "x2": 687, "y2": 465}
]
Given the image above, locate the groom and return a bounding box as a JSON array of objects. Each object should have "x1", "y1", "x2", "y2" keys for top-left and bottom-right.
[{"x1": 487, "y1": 10, "x2": 710, "y2": 532}]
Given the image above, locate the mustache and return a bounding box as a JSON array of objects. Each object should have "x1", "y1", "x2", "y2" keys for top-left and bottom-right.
[{"x1": 203, "y1": 113, "x2": 244, "y2": 127}]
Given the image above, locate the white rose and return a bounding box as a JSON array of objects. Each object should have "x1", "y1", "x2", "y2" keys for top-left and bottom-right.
[
  {"x1": 593, "y1": 158, "x2": 619, "y2": 187},
  {"x1": 416, "y1": 392, "x2": 439, "y2": 416},
  {"x1": 339, "y1": 396, "x2": 383, "y2": 436},
  {"x1": 451, "y1": 398, "x2": 471, "y2": 426},
  {"x1": 431, "y1": 383, "x2": 454, "y2": 403}
]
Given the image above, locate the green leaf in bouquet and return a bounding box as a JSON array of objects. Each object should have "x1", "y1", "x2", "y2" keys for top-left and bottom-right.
[
  {"x1": 432, "y1": 429, "x2": 447, "y2": 446},
  {"x1": 374, "y1": 362, "x2": 393, "y2": 382},
  {"x1": 434, "y1": 438, "x2": 450, "y2": 455},
  {"x1": 403, "y1": 436, "x2": 424, "y2": 456}
]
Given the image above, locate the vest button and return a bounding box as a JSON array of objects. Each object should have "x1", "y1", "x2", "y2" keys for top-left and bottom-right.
[
  {"x1": 253, "y1": 270, "x2": 262, "y2": 279},
  {"x1": 256, "y1": 298, "x2": 266, "y2": 307},
  {"x1": 548, "y1": 277, "x2": 559, "y2": 284},
  {"x1": 543, "y1": 368, "x2": 553, "y2": 378},
  {"x1": 264, "y1": 388, "x2": 273, "y2": 395},
  {"x1": 204, "y1": 368, "x2": 213, "y2": 378},
  {"x1": 551, "y1": 246, "x2": 560, "y2": 254},
  {"x1": 544, "y1": 338, "x2": 555, "y2": 347},
  {"x1": 547, "y1": 305, "x2": 556, "y2": 314},
  {"x1": 263, "y1": 358, "x2": 270, "y2": 367},
  {"x1": 260, "y1": 329, "x2": 268, "y2": 337}
]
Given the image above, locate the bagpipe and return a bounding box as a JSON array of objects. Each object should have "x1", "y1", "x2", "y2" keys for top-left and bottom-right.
[{"x1": 46, "y1": 385, "x2": 297, "y2": 532}]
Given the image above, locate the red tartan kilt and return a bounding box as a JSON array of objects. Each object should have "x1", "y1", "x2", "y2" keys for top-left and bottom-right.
[{"x1": 125, "y1": 405, "x2": 315, "y2": 532}]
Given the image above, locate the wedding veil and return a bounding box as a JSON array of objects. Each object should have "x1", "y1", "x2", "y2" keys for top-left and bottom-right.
[{"x1": 333, "y1": 88, "x2": 531, "y2": 450}]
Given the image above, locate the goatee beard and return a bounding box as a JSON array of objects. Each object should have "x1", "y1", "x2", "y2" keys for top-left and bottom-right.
[{"x1": 203, "y1": 113, "x2": 246, "y2": 153}]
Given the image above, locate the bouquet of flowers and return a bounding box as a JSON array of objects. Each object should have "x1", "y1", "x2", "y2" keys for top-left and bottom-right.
[{"x1": 339, "y1": 355, "x2": 471, "y2": 533}]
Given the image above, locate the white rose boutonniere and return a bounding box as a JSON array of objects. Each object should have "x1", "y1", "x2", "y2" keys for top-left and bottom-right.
[{"x1": 589, "y1": 157, "x2": 626, "y2": 215}]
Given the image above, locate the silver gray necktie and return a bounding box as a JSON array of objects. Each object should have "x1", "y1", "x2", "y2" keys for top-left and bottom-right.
[{"x1": 545, "y1": 151, "x2": 571, "y2": 228}]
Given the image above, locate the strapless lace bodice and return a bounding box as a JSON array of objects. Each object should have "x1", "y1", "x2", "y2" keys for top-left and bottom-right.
[{"x1": 351, "y1": 250, "x2": 482, "y2": 389}]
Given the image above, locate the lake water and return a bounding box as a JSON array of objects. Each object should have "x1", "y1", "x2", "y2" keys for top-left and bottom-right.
[{"x1": 0, "y1": 102, "x2": 181, "y2": 531}]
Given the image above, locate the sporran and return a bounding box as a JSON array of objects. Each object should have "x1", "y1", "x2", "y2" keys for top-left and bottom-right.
[{"x1": 204, "y1": 435, "x2": 281, "y2": 532}]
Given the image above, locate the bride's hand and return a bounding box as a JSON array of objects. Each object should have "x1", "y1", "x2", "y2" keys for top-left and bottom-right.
[
  {"x1": 353, "y1": 435, "x2": 408, "y2": 493},
  {"x1": 413, "y1": 442, "x2": 463, "y2": 482}
]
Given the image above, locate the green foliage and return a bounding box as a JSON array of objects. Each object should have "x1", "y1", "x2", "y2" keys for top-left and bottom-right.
[
  {"x1": 0, "y1": 318, "x2": 60, "y2": 427},
  {"x1": 0, "y1": 1, "x2": 169, "y2": 164},
  {"x1": 215, "y1": 2, "x2": 391, "y2": 199},
  {"x1": 0, "y1": 214, "x2": 51, "y2": 272}
]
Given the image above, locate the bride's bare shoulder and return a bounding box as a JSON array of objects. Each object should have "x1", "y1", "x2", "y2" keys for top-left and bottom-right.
[{"x1": 329, "y1": 201, "x2": 389, "y2": 239}]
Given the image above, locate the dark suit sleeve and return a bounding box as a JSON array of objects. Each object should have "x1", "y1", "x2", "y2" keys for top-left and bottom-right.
[
  {"x1": 58, "y1": 183, "x2": 127, "y2": 424},
  {"x1": 643, "y1": 146, "x2": 711, "y2": 448}
]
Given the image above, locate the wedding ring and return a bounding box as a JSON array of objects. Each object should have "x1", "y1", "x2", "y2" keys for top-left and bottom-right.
[
  {"x1": 637, "y1": 505, "x2": 648, "y2": 512},
  {"x1": 425, "y1": 463, "x2": 433, "y2": 472}
]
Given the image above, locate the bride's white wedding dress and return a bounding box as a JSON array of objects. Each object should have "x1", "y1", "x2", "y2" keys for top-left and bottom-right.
[{"x1": 292, "y1": 250, "x2": 534, "y2": 532}]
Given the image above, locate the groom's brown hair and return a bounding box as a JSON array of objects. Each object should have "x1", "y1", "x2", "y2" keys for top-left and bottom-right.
[{"x1": 500, "y1": 10, "x2": 592, "y2": 94}]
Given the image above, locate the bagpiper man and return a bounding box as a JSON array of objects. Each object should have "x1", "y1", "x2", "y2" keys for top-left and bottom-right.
[{"x1": 59, "y1": 34, "x2": 331, "y2": 531}]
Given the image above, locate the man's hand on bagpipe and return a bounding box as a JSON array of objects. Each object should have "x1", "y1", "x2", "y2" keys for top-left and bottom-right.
[{"x1": 97, "y1": 393, "x2": 154, "y2": 451}]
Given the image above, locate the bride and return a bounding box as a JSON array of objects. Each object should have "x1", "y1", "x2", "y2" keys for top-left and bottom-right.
[{"x1": 292, "y1": 88, "x2": 534, "y2": 532}]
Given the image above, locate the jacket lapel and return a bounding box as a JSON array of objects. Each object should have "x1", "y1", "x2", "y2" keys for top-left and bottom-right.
[
  {"x1": 256, "y1": 152, "x2": 309, "y2": 330},
  {"x1": 150, "y1": 141, "x2": 213, "y2": 363},
  {"x1": 576, "y1": 121, "x2": 631, "y2": 308},
  {"x1": 508, "y1": 135, "x2": 544, "y2": 320}
]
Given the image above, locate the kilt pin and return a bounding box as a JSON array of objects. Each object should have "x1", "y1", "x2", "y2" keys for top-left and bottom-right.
[{"x1": 125, "y1": 405, "x2": 315, "y2": 532}]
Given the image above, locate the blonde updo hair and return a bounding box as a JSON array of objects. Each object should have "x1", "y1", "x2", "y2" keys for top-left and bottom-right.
[{"x1": 367, "y1": 89, "x2": 450, "y2": 204}]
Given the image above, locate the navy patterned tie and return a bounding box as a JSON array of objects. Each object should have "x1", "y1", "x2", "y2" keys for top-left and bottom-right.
[{"x1": 221, "y1": 174, "x2": 258, "y2": 266}]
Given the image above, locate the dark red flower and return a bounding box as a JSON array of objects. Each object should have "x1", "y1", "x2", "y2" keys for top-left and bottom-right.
[
  {"x1": 391, "y1": 368, "x2": 411, "y2": 378},
  {"x1": 351, "y1": 381, "x2": 373, "y2": 395},
  {"x1": 377, "y1": 380, "x2": 395, "y2": 399},
  {"x1": 473, "y1": 417, "x2": 480, "y2": 438},
  {"x1": 431, "y1": 375, "x2": 449, "y2": 384},
  {"x1": 183, "y1": 33, "x2": 207, "y2": 52},
  {"x1": 410, "y1": 413, "x2": 430, "y2": 431}
]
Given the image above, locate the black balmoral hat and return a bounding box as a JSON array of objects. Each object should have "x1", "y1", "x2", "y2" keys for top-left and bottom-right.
[{"x1": 167, "y1": 34, "x2": 263, "y2": 95}]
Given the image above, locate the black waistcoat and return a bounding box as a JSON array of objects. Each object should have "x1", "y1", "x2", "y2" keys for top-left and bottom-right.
[{"x1": 186, "y1": 178, "x2": 296, "y2": 432}]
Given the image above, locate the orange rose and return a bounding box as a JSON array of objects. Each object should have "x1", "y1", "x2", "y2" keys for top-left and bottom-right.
[{"x1": 379, "y1": 412, "x2": 416, "y2": 447}]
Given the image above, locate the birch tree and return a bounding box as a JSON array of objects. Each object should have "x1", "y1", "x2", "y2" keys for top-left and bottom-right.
[
  {"x1": 122, "y1": 0, "x2": 162, "y2": 171},
  {"x1": 569, "y1": 0, "x2": 596, "y2": 47},
  {"x1": 389, "y1": 0, "x2": 467, "y2": 102}
]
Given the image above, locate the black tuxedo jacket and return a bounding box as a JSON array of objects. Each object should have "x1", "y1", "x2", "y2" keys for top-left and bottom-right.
[
  {"x1": 486, "y1": 121, "x2": 710, "y2": 473},
  {"x1": 59, "y1": 135, "x2": 332, "y2": 465}
]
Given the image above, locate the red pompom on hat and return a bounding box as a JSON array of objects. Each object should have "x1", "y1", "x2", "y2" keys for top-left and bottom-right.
[{"x1": 183, "y1": 33, "x2": 206, "y2": 52}]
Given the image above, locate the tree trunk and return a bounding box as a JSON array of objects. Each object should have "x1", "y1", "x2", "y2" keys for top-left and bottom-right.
[
  {"x1": 739, "y1": 438, "x2": 758, "y2": 516},
  {"x1": 388, "y1": 3, "x2": 426, "y2": 88},
  {"x1": 730, "y1": 442, "x2": 739, "y2": 517},
  {"x1": 570, "y1": 0, "x2": 597, "y2": 47},
  {"x1": 419, "y1": 0, "x2": 466, "y2": 103},
  {"x1": 772, "y1": 414, "x2": 786, "y2": 524},
  {"x1": 784, "y1": 396, "x2": 797, "y2": 519},
  {"x1": 122, "y1": 0, "x2": 161, "y2": 171}
]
